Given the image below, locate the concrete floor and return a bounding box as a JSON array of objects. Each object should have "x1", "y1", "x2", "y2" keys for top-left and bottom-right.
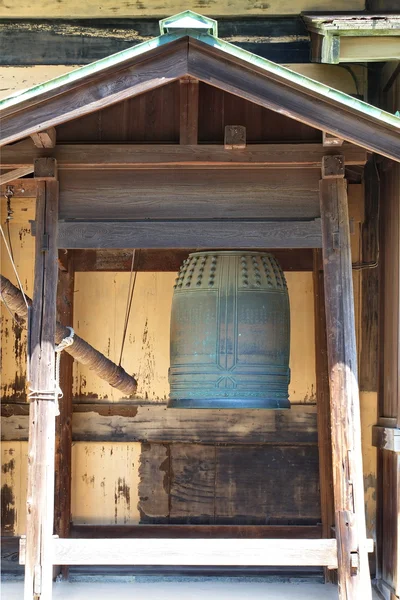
[{"x1": 1, "y1": 581, "x2": 382, "y2": 600}]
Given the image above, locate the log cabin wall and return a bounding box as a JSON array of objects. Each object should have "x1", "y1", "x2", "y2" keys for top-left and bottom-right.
[{"x1": 0, "y1": 73, "x2": 374, "y2": 555}]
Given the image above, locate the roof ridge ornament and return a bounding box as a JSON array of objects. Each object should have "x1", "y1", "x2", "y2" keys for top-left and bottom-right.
[{"x1": 159, "y1": 11, "x2": 218, "y2": 37}]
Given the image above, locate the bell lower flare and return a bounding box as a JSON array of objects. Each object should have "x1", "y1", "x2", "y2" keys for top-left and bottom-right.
[{"x1": 168, "y1": 397, "x2": 291, "y2": 409}]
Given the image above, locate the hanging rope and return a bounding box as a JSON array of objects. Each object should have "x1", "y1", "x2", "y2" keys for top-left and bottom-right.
[{"x1": 118, "y1": 249, "x2": 138, "y2": 367}]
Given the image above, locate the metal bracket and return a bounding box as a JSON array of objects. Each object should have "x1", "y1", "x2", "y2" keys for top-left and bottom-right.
[{"x1": 42, "y1": 233, "x2": 49, "y2": 252}]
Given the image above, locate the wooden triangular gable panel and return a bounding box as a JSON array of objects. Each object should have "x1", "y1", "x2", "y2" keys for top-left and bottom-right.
[
  {"x1": 0, "y1": 38, "x2": 189, "y2": 147},
  {"x1": 188, "y1": 39, "x2": 400, "y2": 161},
  {"x1": 1, "y1": 34, "x2": 399, "y2": 160}
]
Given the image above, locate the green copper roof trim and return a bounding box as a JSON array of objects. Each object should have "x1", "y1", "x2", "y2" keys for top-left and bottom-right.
[
  {"x1": 160, "y1": 11, "x2": 217, "y2": 36},
  {"x1": 0, "y1": 31, "x2": 181, "y2": 111},
  {"x1": 1, "y1": 11, "x2": 399, "y2": 133}
]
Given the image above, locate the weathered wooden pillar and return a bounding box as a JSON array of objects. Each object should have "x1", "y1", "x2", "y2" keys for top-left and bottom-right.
[
  {"x1": 24, "y1": 158, "x2": 58, "y2": 600},
  {"x1": 319, "y1": 155, "x2": 372, "y2": 599},
  {"x1": 179, "y1": 77, "x2": 199, "y2": 145},
  {"x1": 313, "y1": 248, "x2": 335, "y2": 583},
  {"x1": 54, "y1": 250, "x2": 74, "y2": 580}
]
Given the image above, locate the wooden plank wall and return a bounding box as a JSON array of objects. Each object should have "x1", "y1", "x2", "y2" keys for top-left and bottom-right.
[{"x1": 0, "y1": 0, "x2": 365, "y2": 18}]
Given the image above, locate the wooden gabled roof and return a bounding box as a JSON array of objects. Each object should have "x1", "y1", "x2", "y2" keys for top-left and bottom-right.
[{"x1": 1, "y1": 11, "x2": 399, "y2": 160}]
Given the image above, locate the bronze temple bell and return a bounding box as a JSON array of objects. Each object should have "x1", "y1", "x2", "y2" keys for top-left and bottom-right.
[{"x1": 169, "y1": 251, "x2": 291, "y2": 409}]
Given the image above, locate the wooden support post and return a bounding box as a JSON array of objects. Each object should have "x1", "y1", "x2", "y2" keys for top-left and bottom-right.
[
  {"x1": 24, "y1": 159, "x2": 58, "y2": 600},
  {"x1": 179, "y1": 77, "x2": 199, "y2": 145},
  {"x1": 319, "y1": 155, "x2": 372, "y2": 599},
  {"x1": 54, "y1": 250, "x2": 74, "y2": 580},
  {"x1": 313, "y1": 249, "x2": 335, "y2": 583}
]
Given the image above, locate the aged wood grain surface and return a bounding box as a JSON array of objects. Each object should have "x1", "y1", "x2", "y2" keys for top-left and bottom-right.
[
  {"x1": 138, "y1": 443, "x2": 170, "y2": 523},
  {"x1": 56, "y1": 219, "x2": 322, "y2": 250},
  {"x1": 0, "y1": 0, "x2": 365, "y2": 18},
  {"x1": 58, "y1": 168, "x2": 321, "y2": 220},
  {"x1": 320, "y1": 167, "x2": 371, "y2": 598},
  {"x1": 24, "y1": 175, "x2": 59, "y2": 599},
  {"x1": 170, "y1": 445, "x2": 215, "y2": 522},
  {"x1": 50, "y1": 537, "x2": 339, "y2": 567},
  {"x1": 2, "y1": 404, "x2": 318, "y2": 444},
  {"x1": 1, "y1": 141, "x2": 368, "y2": 169},
  {"x1": 215, "y1": 445, "x2": 320, "y2": 523}
]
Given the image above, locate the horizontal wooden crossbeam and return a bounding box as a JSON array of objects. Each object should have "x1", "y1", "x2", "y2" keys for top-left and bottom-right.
[
  {"x1": 71, "y1": 249, "x2": 314, "y2": 272},
  {"x1": 1, "y1": 403, "x2": 317, "y2": 444},
  {"x1": 20, "y1": 538, "x2": 340, "y2": 568},
  {"x1": 70, "y1": 524, "x2": 323, "y2": 539},
  {"x1": 0, "y1": 142, "x2": 368, "y2": 170},
  {"x1": 55, "y1": 219, "x2": 322, "y2": 249}
]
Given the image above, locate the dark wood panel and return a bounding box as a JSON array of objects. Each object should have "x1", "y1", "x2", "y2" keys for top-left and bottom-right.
[
  {"x1": 56, "y1": 219, "x2": 322, "y2": 250},
  {"x1": 170, "y1": 445, "x2": 215, "y2": 523},
  {"x1": 58, "y1": 169, "x2": 320, "y2": 220},
  {"x1": 70, "y1": 524, "x2": 323, "y2": 538},
  {"x1": 380, "y1": 162, "x2": 400, "y2": 419},
  {"x1": 198, "y1": 84, "x2": 321, "y2": 144},
  {"x1": 360, "y1": 160, "x2": 379, "y2": 392},
  {"x1": 138, "y1": 443, "x2": 170, "y2": 524},
  {"x1": 0, "y1": 18, "x2": 310, "y2": 66},
  {"x1": 72, "y1": 248, "x2": 314, "y2": 272},
  {"x1": 1, "y1": 403, "x2": 318, "y2": 444},
  {"x1": 215, "y1": 446, "x2": 321, "y2": 523},
  {"x1": 58, "y1": 83, "x2": 180, "y2": 143}
]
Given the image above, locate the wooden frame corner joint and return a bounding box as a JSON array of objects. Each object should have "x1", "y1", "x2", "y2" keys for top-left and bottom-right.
[
  {"x1": 321, "y1": 154, "x2": 345, "y2": 179},
  {"x1": 34, "y1": 157, "x2": 58, "y2": 180}
]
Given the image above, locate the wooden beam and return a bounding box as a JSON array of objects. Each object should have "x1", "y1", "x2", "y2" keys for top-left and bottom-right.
[
  {"x1": 1, "y1": 403, "x2": 318, "y2": 444},
  {"x1": 0, "y1": 17, "x2": 311, "y2": 66},
  {"x1": 319, "y1": 155, "x2": 372, "y2": 599},
  {"x1": 179, "y1": 77, "x2": 199, "y2": 145},
  {"x1": 187, "y1": 40, "x2": 400, "y2": 162},
  {"x1": 0, "y1": 40, "x2": 187, "y2": 146},
  {"x1": 224, "y1": 125, "x2": 246, "y2": 149},
  {"x1": 340, "y1": 37, "x2": 400, "y2": 63},
  {"x1": 71, "y1": 248, "x2": 314, "y2": 272},
  {"x1": 0, "y1": 142, "x2": 368, "y2": 170},
  {"x1": 57, "y1": 168, "x2": 321, "y2": 221},
  {"x1": 31, "y1": 127, "x2": 56, "y2": 149},
  {"x1": 70, "y1": 524, "x2": 323, "y2": 539},
  {"x1": 323, "y1": 131, "x2": 344, "y2": 148},
  {"x1": 34, "y1": 157, "x2": 57, "y2": 180},
  {"x1": 54, "y1": 250, "x2": 74, "y2": 580},
  {"x1": 313, "y1": 248, "x2": 335, "y2": 583},
  {"x1": 0, "y1": 167, "x2": 33, "y2": 185},
  {"x1": 46, "y1": 538, "x2": 340, "y2": 567},
  {"x1": 54, "y1": 219, "x2": 323, "y2": 250},
  {"x1": 372, "y1": 427, "x2": 400, "y2": 453},
  {"x1": 24, "y1": 163, "x2": 59, "y2": 600}
]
